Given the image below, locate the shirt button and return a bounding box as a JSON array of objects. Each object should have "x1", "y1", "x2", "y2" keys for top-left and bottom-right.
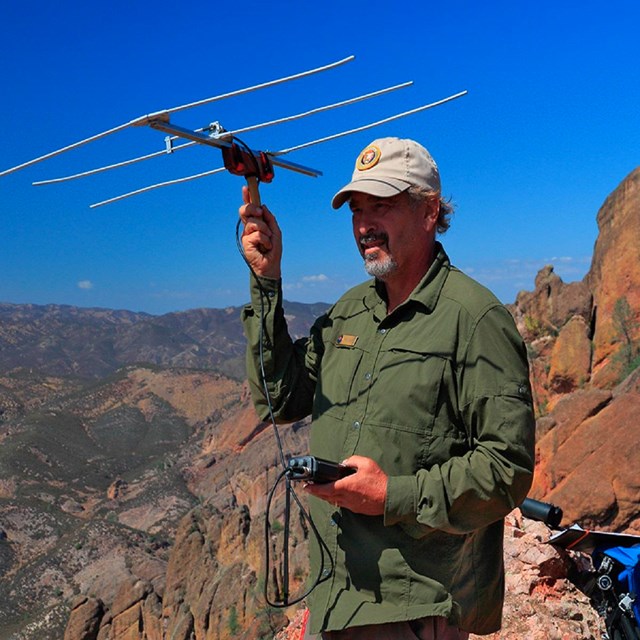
[
  {"x1": 378, "y1": 328, "x2": 387, "y2": 334},
  {"x1": 267, "y1": 290, "x2": 275, "y2": 298},
  {"x1": 330, "y1": 518, "x2": 337, "y2": 527},
  {"x1": 352, "y1": 421, "x2": 360, "y2": 429},
  {"x1": 364, "y1": 372, "x2": 372, "y2": 380},
  {"x1": 322, "y1": 568, "x2": 331, "y2": 578}
]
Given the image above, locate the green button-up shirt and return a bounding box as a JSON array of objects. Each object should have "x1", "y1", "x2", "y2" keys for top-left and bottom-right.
[{"x1": 242, "y1": 244, "x2": 535, "y2": 635}]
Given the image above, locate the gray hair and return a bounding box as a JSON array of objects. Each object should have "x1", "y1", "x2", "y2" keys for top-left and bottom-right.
[{"x1": 407, "y1": 185, "x2": 454, "y2": 234}]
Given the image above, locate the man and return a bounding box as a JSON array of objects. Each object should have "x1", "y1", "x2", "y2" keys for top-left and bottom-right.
[{"x1": 239, "y1": 137, "x2": 535, "y2": 639}]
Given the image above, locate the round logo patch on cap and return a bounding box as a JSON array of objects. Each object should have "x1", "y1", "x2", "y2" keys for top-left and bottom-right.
[{"x1": 356, "y1": 145, "x2": 382, "y2": 172}]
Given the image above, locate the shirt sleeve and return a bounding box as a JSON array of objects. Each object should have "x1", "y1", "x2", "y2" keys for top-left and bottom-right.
[
  {"x1": 385, "y1": 304, "x2": 536, "y2": 537},
  {"x1": 241, "y1": 273, "x2": 323, "y2": 423}
]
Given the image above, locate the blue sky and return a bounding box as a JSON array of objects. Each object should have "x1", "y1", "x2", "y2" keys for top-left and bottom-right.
[{"x1": 1, "y1": 0, "x2": 638, "y2": 314}]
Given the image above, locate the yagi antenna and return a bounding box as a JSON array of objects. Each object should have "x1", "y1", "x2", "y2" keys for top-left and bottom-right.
[
  {"x1": 33, "y1": 81, "x2": 415, "y2": 187},
  {"x1": 90, "y1": 90, "x2": 468, "y2": 209},
  {"x1": 1, "y1": 55, "x2": 468, "y2": 207}
]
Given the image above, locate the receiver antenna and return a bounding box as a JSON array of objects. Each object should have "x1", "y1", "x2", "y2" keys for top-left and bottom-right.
[
  {"x1": 33, "y1": 82, "x2": 413, "y2": 187},
  {"x1": 90, "y1": 90, "x2": 467, "y2": 209},
  {"x1": 1, "y1": 56, "x2": 467, "y2": 207}
]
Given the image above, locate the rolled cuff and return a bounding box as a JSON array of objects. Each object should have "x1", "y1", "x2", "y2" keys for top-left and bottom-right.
[{"x1": 384, "y1": 475, "x2": 418, "y2": 526}]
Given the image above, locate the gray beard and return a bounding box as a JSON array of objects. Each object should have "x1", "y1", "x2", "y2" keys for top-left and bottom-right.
[{"x1": 364, "y1": 253, "x2": 398, "y2": 279}]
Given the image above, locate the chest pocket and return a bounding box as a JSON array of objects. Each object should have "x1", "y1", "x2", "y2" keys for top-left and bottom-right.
[
  {"x1": 366, "y1": 347, "x2": 447, "y2": 435},
  {"x1": 312, "y1": 338, "x2": 364, "y2": 421}
]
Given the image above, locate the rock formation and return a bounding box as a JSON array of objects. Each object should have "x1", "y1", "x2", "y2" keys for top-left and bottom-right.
[
  {"x1": 511, "y1": 166, "x2": 640, "y2": 411},
  {"x1": 531, "y1": 367, "x2": 640, "y2": 532},
  {"x1": 587, "y1": 167, "x2": 640, "y2": 386}
]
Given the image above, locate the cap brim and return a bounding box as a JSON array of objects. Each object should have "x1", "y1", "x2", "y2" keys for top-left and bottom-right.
[{"x1": 331, "y1": 178, "x2": 411, "y2": 209}]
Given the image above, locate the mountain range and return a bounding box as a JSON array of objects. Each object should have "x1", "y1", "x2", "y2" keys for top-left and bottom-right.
[{"x1": 0, "y1": 299, "x2": 329, "y2": 381}]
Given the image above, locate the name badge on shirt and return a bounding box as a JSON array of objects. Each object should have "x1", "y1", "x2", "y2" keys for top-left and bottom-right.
[{"x1": 336, "y1": 334, "x2": 358, "y2": 347}]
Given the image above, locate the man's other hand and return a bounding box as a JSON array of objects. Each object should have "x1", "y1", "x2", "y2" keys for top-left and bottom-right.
[{"x1": 304, "y1": 455, "x2": 388, "y2": 516}]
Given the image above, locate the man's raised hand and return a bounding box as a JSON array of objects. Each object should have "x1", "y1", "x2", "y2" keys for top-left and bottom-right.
[{"x1": 238, "y1": 185, "x2": 283, "y2": 279}]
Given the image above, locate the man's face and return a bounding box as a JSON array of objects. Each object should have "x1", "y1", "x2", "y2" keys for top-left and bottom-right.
[{"x1": 349, "y1": 191, "x2": 437, "y2": 282}]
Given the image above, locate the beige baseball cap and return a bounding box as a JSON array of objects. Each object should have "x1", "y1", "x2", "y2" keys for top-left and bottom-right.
[{"x1": 331, "y1": 137, "x2": 441, "y2": 209}]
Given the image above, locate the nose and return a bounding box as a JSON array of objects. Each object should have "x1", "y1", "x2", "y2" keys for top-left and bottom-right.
[{"x1": 352, "y1": 211, "x2": 376, "y2": 236}]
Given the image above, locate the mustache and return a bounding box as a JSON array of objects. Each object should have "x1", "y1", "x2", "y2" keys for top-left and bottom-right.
[{"x1": 359, "y1": 232, "x2": 388, "y2": 246}]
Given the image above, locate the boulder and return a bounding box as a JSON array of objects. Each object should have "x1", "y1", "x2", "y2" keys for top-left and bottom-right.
[
  {"x1": 548, "y1": 315, "x2": 592, "y2": 395},
  {"x1": 64, "y1": 596, "x2": 104, "y2": 640},
  {"x1": 532, "y1": 380, "x2": 640, "y2": 532}
]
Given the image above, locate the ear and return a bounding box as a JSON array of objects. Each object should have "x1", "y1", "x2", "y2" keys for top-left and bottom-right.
[{"x1": 421, "y1": 197, "x2": 440, "y2": 234}]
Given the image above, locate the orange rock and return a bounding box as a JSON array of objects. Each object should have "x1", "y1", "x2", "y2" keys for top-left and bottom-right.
[
  {"x1": 586, "y1": 168, "x2": 640, "y2": 384},
  {"x1": 548, "y1": 316, "x2": 592, "y2": 394}
]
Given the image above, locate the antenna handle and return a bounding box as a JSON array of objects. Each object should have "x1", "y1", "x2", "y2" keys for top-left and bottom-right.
[{"x1": 246, "y1": 176, "x2": 261, "y2": 206}]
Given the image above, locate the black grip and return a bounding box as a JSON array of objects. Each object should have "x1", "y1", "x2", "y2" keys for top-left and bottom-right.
[
  {"x1": 520, "y1": 497, "x2": 563, "y2": 528},
  {"x1": 287, "y1": 456, "x2": 355, "y2": 483}
]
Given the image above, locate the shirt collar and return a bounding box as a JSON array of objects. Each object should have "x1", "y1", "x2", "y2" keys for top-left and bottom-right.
[{"x1": 362, "y1": 242, "x2": 451, "y2": 316}]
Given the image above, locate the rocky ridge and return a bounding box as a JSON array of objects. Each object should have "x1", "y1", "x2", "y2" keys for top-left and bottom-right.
[{"x1": 511, "y1": 167, "x2": 640, "y2": 408}]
